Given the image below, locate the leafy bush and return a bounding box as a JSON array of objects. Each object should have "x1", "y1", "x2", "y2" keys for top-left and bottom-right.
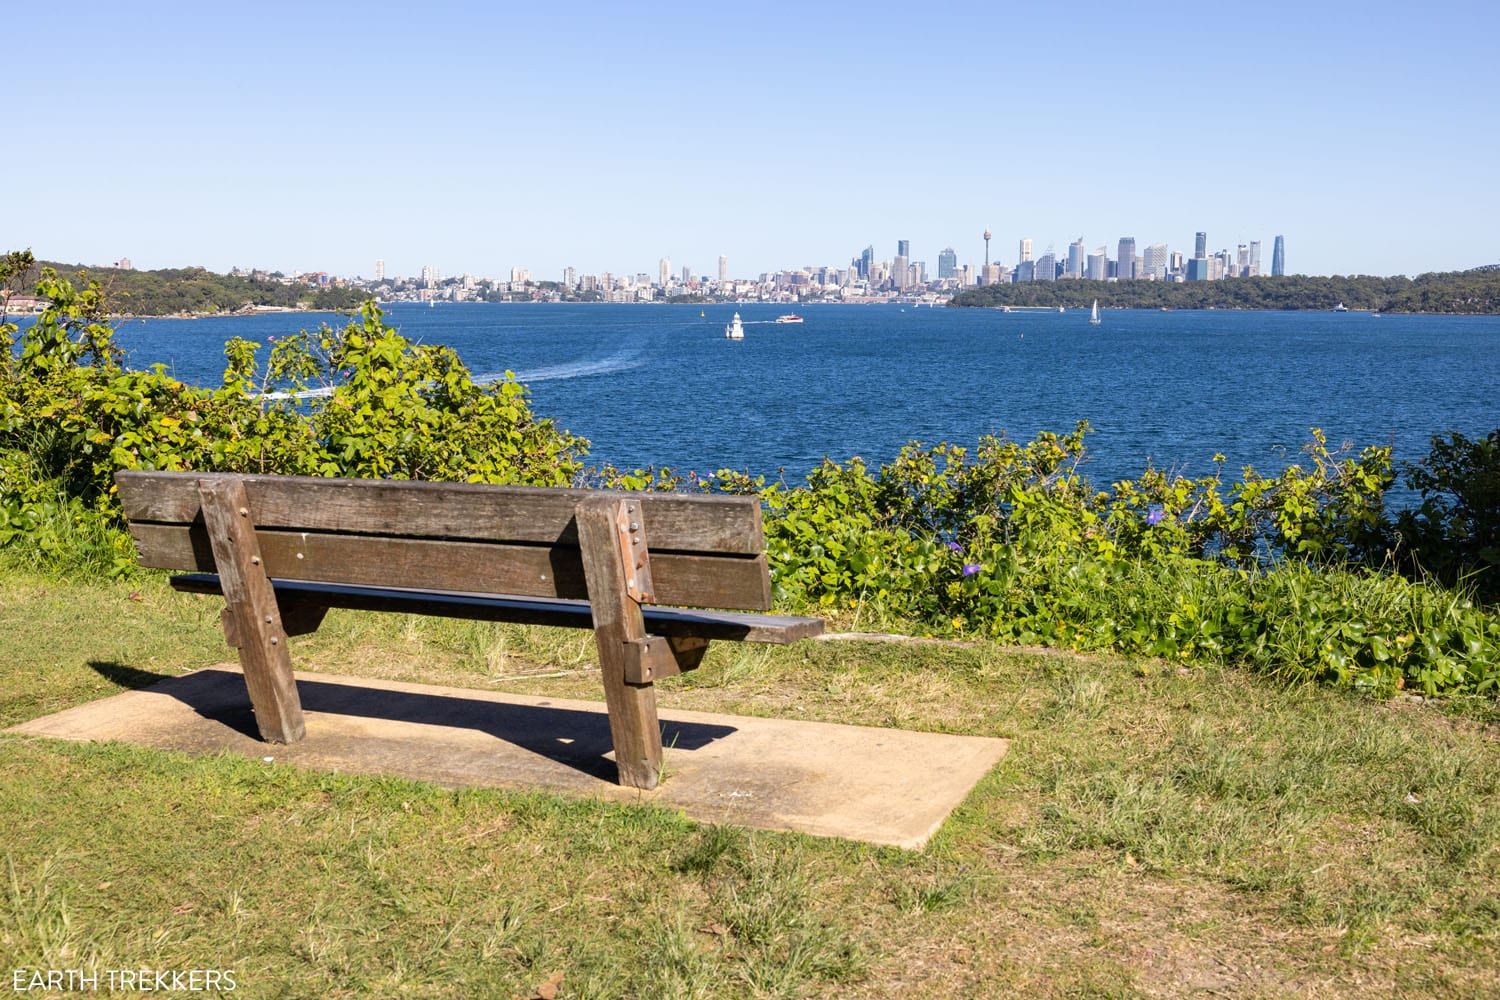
[
  {"x1": 1, "y1": 267, "x2": 585, "y2": 576},
  {"x1": 1395, "y1": 430, "x2": 1500, "y2": 600},
  {"x1": 719, "y1": 429, "x2": 1498, "y2": 696}
]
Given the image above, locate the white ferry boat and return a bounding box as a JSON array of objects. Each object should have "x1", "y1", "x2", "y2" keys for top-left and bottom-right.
[
  {"x1": 774, "y1": 314, "x2": 804, "y2": 324},
  {"x1": 724, "y1": 312, "x2": 744, "y2": 339}
]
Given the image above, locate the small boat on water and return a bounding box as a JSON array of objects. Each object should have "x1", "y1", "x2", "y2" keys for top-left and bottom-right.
[
  {"x1": 775, "y1": 314, "x2": 804, "y2": 324},
  {"x1": 1333, "y1": 302, "x2": 1349, "y2": 312},
  {"x1": 1089, "y1": 300, "x2": 1101, "y2": 325},
  {"x1": 725, "y1": 312, "x2": 744, "y2": 339}
]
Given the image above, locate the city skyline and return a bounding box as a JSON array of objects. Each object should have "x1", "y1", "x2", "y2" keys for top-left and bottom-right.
[{"x1": 5, "y1": 2, "x2": 1496, "y2": 278}]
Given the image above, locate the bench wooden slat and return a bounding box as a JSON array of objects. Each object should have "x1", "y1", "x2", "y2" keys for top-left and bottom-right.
[
  {"x1": 132, "y1": 523, "x2": 773, "y2": 611},
  {"x1": 116, "y1": 472, "x2": 764, "y2": 555},
  {"x1": 169, "y1": 575, "x2": 825, "y2": 644}
]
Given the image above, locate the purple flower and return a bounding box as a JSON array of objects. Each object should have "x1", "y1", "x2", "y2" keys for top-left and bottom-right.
[
  {"x1": 962, "y1": 563, "x2": 981, "y2": 577},
  {"x1": 1145, "y1": 505, "x2": 1166, "y2": 526},
  {"x1": 947, "y1": 541, "x2": 964, "y2": 553}
]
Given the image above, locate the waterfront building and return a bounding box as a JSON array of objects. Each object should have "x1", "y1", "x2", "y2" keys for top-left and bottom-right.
[
  {"x1": 937, "y1": 246, "x2": 958, "y2": 279},
  {"x1": 1272, "y1": 235, "x2": 1285, "y2": 276},
  {"x1": 1086, "y1": 248, "x2": 1107, "y2": 280},
  {"x1": 563, "y1": 266, "x2": 576, "y2": 288},
  {"x1": 374, "y1": 259, "x2": 385, "y2": 281},
  {"x1": 1018, "y1": 238, "x2": 1034, "y2": 263},
  {"x1": 1117, "y1": 237, "x2": 1136, "y2": 280},
  {"x1": 1066, "y1": 238, "x2": 1085, "y2": 279},
  {"x1": 1194, "y1": 231, "x2": 1207, "y2": 259},
  {"x1": 1035, "y1": 252, "x2": 1057, "y2": 282},
  {"x1": 421, "y1": 265, "x2": 439, "y2": 288},
  {"x1": 511, "y1": 266, "x2": 530, "y2": 284},
  {"x1": 1142, "y1": 243, "x2": 1168, "y2": 281}
]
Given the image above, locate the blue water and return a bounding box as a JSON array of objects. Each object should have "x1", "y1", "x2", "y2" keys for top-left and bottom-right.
[{"x1": 83, "y1": 303, "x2": 1500, "y2": 485}]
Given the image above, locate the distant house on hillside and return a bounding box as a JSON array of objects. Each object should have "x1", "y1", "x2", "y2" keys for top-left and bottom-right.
[{"x1": 1, "y1": 291, "x2": 46, "y2": 313}]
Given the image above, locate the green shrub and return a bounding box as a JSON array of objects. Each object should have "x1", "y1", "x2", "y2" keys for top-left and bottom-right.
[
  {"x1": 0, "y1": 267, "x2": 586, "y2": 577},
  {"x1": 727, "y1": 430, "x2": 1497, "y2": 696},
  {"x1": 1396, "y1": 430, "x2": 1500, "y2": 600}
]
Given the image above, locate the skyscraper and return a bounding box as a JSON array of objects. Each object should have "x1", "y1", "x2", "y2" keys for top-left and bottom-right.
[
  {"x1": 1271, "y1": 236, "x2": 1285, "y2": 277},
  {"x1": 892, "y1": 253, "x2": 909, "y2": 290},
  {"x1": 859, "y1": 245, "x2": 875, "y2": 280},
  {"x1": 897, "y1": 239, "x2": 910, "y2": 259},
  {"x1": 1194, "y1": 232, "x2": 1207, "y2": 259},
  {"x1": 937, "y1": 247, "x2": 958, "y2": 279},
  {"x1": 1034, "y1": 252, "x2": 1056, "y2": 282},
  {"x1": 718, "y1": 254, "x2": 728, "y2": 281},
  {"x1": 1117, "y1": 237, "x2": 1137, "y2": 280},
  {"x1": 659, "y1": 257, "x2": 671, "y2": 287},
  {"x1": 1018, "y1": 238, "x2": 1034, "y2": 263},
  {"x1": 374, "y1": 259, "x2": 385, "y2": 281},
  {"x1": 1249, "y1": 241, "x2": 1262, "y2": 277},
  {"x1": 1142, "y1": 243, "x2": 1169, "y2": 280},
  {"x1": 1066, "y1": 238, "x2": 1085, "y2": 279},
  {"x1": 1086, "y1": 248, "x2": 1107, "y2": 281}
]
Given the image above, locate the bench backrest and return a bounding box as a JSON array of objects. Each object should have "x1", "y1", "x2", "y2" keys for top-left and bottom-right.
[{"x1": 115, "y1": 472, "x2": 772, "y2": 610}]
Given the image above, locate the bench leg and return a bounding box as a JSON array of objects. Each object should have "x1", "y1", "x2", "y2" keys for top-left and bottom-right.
[
  {"x1": 198, "y1": 478, "x2": 306, "y2": 744},
  {"x1": 575, "y1": 496, "x2": 662, "y2": 789}
]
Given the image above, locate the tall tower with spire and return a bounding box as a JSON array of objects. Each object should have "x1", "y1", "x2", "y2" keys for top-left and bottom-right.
[{"x1": 983, "y1": 227, "x2": 992, "y2": 266}]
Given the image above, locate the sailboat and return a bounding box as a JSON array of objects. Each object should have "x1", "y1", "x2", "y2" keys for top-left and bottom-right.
[
  {"x1": 724, "y1": 312, "x2": 744, "y2": 340},
  {"x1": 1089, "y1": 300, "x2": 1101, "y2": 325}
]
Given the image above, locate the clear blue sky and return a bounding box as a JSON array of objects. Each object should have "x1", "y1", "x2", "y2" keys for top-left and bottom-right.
[{"x1": 6, "y1": 0, "x2": 1496, "y2": 280}]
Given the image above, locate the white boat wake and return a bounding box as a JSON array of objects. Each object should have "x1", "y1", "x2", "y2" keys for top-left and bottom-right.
[
  {"x1": 485, "y1": 347, "x2": 643, "y2": 385},
  {"x1": 258, "y1": 342, "x2": 646, "y2": 400}
]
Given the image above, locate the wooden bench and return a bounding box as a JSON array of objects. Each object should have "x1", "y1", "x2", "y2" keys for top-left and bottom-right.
[{"x1": 114, "y1": 471, "x2": 824, "y2": 789}]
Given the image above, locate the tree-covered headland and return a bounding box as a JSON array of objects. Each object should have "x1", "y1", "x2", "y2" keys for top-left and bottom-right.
[
  {"x1": 949, "y1": 266, "x2": 1500, "y2": 314},
  {"x1": 4, "y1": 257, "x2": 366, "y2": 317}
]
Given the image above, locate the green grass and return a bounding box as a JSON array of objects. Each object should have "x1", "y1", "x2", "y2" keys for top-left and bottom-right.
[{"x1": 1, "y1": 564, "x2": 1498, "y2": 997}]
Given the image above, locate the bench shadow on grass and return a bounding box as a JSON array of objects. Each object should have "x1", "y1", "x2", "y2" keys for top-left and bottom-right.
[{"x1": 85, "y1": 661, "x2": 736, "y2": 784}]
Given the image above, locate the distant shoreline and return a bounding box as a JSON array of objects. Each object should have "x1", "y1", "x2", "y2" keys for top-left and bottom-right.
[{"x1": 97, "y1": 301, "x2": 1500, "y2": 320}]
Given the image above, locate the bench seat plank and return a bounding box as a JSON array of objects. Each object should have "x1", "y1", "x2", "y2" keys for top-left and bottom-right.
[
  {"x1": 133, "y1": 523, "x2": 772, "y2": 611},
  {"x1": 169, "y1": 575, "x2": 824, "y2": 644},
  {"x1": 118, "y1": 471, "x2": 764, "y2": 555}
]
